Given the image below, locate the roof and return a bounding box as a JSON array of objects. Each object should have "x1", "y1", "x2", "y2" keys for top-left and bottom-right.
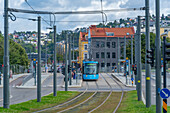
[
  {"x1": 89, "y1": 25, "x2": 135, "y2": 38},
  {"x1": 79, "y1": 31, "x2": 88, "y2": 41}
]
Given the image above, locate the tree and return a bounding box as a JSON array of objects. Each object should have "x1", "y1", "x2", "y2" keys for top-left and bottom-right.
[
  {"x1": 0, "y1": 35, "x2": 29, "y2": 66},
  {"x1": 126, "y1": 33, "x2": 156, "y2": 64}
]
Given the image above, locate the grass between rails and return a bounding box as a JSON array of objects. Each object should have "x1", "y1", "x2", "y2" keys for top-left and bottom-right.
[
  {"x1": 0, "y1": 91, "x2": 80, "y2": 113},
  {"x1": 117, "y1": 90, "x2": 170, "y2": 113}
]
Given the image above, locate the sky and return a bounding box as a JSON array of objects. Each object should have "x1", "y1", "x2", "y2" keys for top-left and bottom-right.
[{"x1": 0, "y1": 0, "x2": 170, "y2": 33}]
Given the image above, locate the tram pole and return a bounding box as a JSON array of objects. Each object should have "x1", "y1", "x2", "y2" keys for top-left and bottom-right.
[
  {"x1": 155, "y1": 0, "x2": 162, "y2": 112},
  {"x1": 69, "y1": 33, "x2": 72, "y2": 85},
  {"x1": 65, "y1": 32, "x2": 68, "y2": 91},
  {"x1": 37, "y1": 16, "x2": 41, "y2": 102},
  {"x1": 145, "y1": 0, "x2": 151, "y2": 107},
  {"x1": 124, "y1": 36, "x2": 127, "y2": 84},
  {"x1": 53, "y1": 25, "x2": 57, "y2": 96},
  {"x1": 3, "y1": 0, "x2": 10, "y2": 108},
  {"x1": 137, "y1": 16, "x2": 142, "y2": 101},
  {"x1": 131, "y1": 35, "x2": 134, "y2": 85}
]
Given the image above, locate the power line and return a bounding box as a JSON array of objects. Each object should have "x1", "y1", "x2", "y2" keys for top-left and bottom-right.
[
  {"x1": 8, "y1": 7, "x2": 145, "y2": 15},
  {"x1": 16, "y1": 16, "x2": 105, "y2": 22},
  {"x1": 24, "y1": 0, "x2": 51, "y2": 26}
]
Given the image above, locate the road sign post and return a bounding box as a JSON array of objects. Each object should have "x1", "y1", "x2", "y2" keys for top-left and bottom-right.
[{"x1": 163, "y1": 36, "x2": 170, "y2": 113}]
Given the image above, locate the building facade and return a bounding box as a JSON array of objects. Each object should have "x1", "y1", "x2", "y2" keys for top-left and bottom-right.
[
  {"x1": 78, "y1": 32, "x2": 89, "y2": 66},
  {"x1": 88, "y1": 25, "x2": 135, "y2": 72}
]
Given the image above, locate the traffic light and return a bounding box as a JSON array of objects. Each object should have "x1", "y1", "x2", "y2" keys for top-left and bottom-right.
[
  {"x1": 134, "y1": 65, "x2": 137, "y2": 75},
  {"x1": 132, "y1": 64, "x2": 134, "y2": 71},
  {"x1": 146, "y1": 48, "x2": 154, "y2": 67},
  {"x1": 164, "y1": 40, "x2": 170, "y2": 61},
  {"x1": 67, "y1": 65, "x2": 72, "y2": 73},
  {"x1": 62, "y1": 67, "x2": 65, "y2": 75}
]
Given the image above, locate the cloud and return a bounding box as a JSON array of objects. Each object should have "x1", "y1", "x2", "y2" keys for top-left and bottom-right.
[{"x1": 0, "y1": 0, "x2": 169, "y2": 33}]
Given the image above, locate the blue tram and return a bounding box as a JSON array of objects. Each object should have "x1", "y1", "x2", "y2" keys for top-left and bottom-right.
[{"x1": 82, "y1": 61, "x2": 99, "y2": 80}]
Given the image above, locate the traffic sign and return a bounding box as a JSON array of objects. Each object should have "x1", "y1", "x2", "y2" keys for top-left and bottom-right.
[
  {"x1": 160, "y1": 88, "x2": 170, "y2": 99},
  {"x1": 126, "y1": 60, "x2": 128, "y2": 63},
  {"x1": 131, "y1": 78, "x2": 134, "y2": 81}
]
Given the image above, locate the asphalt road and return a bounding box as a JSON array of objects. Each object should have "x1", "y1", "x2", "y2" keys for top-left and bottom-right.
[
  {"x1": 142, "y1": 72, "x2": 170, "y2": 106},
  {"x1": 0, "y1": 73, "x2": 135, "y2": 107}
]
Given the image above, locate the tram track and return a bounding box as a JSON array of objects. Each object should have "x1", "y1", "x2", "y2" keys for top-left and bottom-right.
[
  {"x1": 34, "y1": 73, "x2": 124, "y2": 113},
  {"x1": 106, "y1": 73, "x2": 124, "y2": 113},
  {"x1": 33, "y1": 82, "x2": 89, "y2": 113},
  {"x1": 88, "y1": 73, "x2": 112, "y2": 113},
  {"x1": 56, "y1": 81, "x2": 98, "y2": 113}
]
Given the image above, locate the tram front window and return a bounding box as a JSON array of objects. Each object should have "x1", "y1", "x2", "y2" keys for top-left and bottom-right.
[{"x1": 84, "y1": 63, "x2": 98, "y2": 74}]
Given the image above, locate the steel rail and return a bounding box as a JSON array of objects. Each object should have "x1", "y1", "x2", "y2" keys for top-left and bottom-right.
[
  {"x1": 33, "y1": 82, "x2": 88, "y2": 113},
  {"x1": 57, "y1": 81, "x2": 99, "y2": 113},
  {"x1": 106, "y1": 73, "x2": 124, "y2": 113},
  {"x1": 88, "y1": 73, "x2": 112, "y2": 113}
]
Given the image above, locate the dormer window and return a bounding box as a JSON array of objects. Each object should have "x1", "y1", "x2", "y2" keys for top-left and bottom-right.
[{"x1": 106, "y1": 32, "x2": 114, "y2": 36}]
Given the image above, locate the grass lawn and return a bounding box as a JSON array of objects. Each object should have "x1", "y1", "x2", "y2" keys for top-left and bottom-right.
[
  {"x1": 117, "y1": 90, "x2": 170, "y2": 113},
  {"x1": 0, "y1": 91, "x2": 80, "y2": 113}
]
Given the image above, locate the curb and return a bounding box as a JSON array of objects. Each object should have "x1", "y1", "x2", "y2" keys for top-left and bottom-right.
[
  {"x1": 111, "y1": 74, "x2": 136, "y2": 88},
  {"x1": 0, "y1": 73, "x2": 29, "y2": 88},
  {"x1": 62, "y1": 80, "x2": 82, "y2": 88},
  {"x1": 111, "y1": 74, "x2": 146, "y2": 105},
  {"x1": 16, "y1": 74, "x2": 51, "y2": 89}
]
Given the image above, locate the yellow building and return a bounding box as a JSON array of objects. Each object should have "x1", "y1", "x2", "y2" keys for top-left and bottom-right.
[
  {"x1": 160, "y1": 27, "x2": 170, "y2": 38},
  {"x1": 78, "y1": 32, "x2": 88, "y2": 66}
]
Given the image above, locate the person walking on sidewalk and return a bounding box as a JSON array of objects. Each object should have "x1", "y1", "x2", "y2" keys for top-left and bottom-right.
[
  {"x1": 0, "y1": 72, "x2": 2, "y2": 85},
  {"x1": 10, "y1": 70, "x2": 13, "y2": 79}
]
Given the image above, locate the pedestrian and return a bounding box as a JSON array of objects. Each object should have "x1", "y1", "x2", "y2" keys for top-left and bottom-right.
[
  {"x1": 0, "y1": 72, "x2": 2, "y2": 85},
  {"x1": 10, "y1": 70, "x2": 13, "y2": 79}
]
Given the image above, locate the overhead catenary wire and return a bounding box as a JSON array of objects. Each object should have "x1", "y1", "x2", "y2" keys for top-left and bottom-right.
[
  {"x1": 8, "y1": 7, "x2": 145, "y2": 15},
  {"x1": 16, "y1": 16, "x2": 106, "y2": 22},
  {"x1": 24, "y1": 0, "x2": 51, "y2": 26}
]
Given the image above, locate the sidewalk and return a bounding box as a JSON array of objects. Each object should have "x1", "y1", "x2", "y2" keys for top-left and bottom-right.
[
  {"x1": 111, "y1": 73, "x2": 136, "y2": 87},
  {"x1": 16, "y1": 73, "x2": 51, "y2": 88},
  {"x1": 62, "y1": 73, "x2": 82, "y2": 88},
  {"x1": 0, "y1": 73, "x2": 30, "y2": 88},
  {"x1": 112, "y1": 73, "x2": 146, "y2": 105}
]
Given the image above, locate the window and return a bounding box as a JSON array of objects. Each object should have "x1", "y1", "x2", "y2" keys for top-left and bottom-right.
[
  {"x1": 101, "y1": 63, "x2": 105, "y2": 67},
  {"x1": 101, "y1": 52, "x2": 105, "y2": 58},
  {"x1": 107, "y1": 63, "x2": 110, "y2": 67},
  {"x1": 101, "y1": 41, "x2": 105, "y2": 48},
  {"x1": 112, "y1": 52, "x2": 116, "y2": 58},
  {"x1": 120, "y1": 42, "x2": 124, "y2": 47},
  {"x1": 107, "y1": 52, "x2": 110, "y2": 58},
  {"x1": 96, "y1": 52, "x2": 99, "y2": 58},
  {"x1": 96, "y1": 41, "x2": 100, "y2": 48},
  {"x1": 84, "y1": 44, "x2": 88, "y2": 50},
  {"x1": 107, "y1": 42, "x2": 110, "y2": 48},
  {"x1": 84, "y1": 53, "x2": 87, "y2": 59},
  {"x1": 112, "y1": 42, "x2": 116, "y2": 48},
  {"x1": 112, "y1": 63, "x2": 116, "y2": 66}
]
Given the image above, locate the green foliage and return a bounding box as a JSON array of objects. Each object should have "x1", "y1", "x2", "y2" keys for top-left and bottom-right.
[
  {"x1": 0, "y1": 91, "x2": 80, "y2": 113},
  {"x1": 126, "y1": 33, "x2": 156, "y2": 63},
  {"x1": 117, "y1": 90, "x2": 157, "y2": 113},
  {"x1": 0, "y1": 35, "x2": 28, "y2": 66}
]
